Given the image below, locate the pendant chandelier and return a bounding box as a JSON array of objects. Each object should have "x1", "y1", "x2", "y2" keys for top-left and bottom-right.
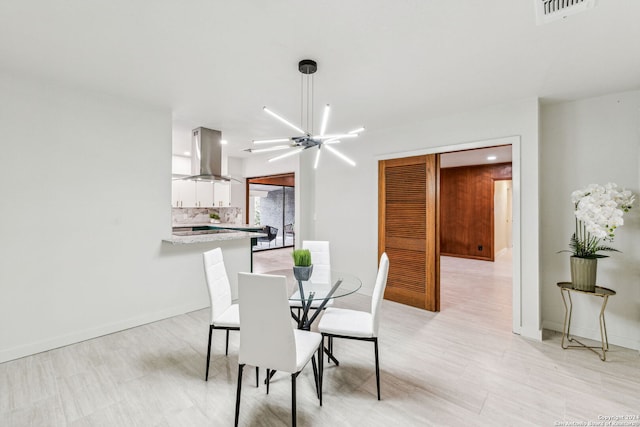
[{"x1": 246, "y1": 59, "x2": 364, "y2": 168}]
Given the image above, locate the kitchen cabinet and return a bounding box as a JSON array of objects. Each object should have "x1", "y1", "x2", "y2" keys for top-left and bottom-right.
[
  {"x1": 195, "y1": 181, "x2": 214, "y2": 207},
  {"x1": 214, "y1": 182, "x2": 230, "y2": 207},
  {"x1": 172, "y1": 180, "x2": 215, "y2": 207},
  {"x1": 172, "y1": 180, "x2": 196, "y2": 207}
]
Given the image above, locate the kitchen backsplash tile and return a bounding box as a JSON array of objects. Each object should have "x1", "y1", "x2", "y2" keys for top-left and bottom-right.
[{"x1": 172, "y1": 207, "x2": 243, "y2": 225}]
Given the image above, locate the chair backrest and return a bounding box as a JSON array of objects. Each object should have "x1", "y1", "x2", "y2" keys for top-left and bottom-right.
[
  {"x1": 370, "y1": 252, "x2": 390, "y2": 336},
  {"x1": 268, "y1": 226, "x2": 278, "y2": 240},
  {"x1": 203, "y1": 248, "x2": 233, "y2": 324},
  {"x1": 302, "y1": 240, "x2": 331, "y2": 284},
  {"x1": 237, "y1": 272, "x2": 297, "y2": 373}
]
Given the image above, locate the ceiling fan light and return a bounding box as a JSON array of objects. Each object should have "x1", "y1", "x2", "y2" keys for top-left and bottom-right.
[
  {"x1": 325, "y1": 145, "x2": 356, "y2": 167},
  {"x1": 314, "y1": 148, "x2": 321, "y2": 169},
  {"x1": 263, "y1": 107, "x2": 306, "y2": 135},
  {"x1": 348, "y1": 127, "x2": 365, "y2": 134},
  {"x1": 268, "y1": 148, "x2": 304, "y2": 162},
  {"x1": 253, "y1": 138, "x2": 290, "y2": 144},
  {"x1": 320, "y1": 104, "x2": 330, "y2": 136}
]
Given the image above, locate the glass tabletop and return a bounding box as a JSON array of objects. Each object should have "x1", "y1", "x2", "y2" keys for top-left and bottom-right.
[{"x1": 266, "y1": 269, "x2": 362, "y2": 301}]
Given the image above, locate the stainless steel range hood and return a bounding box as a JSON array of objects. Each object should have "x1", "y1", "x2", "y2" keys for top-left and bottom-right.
[{"x1": 179, "y1": 127, "x2": 234, "y2": 182}]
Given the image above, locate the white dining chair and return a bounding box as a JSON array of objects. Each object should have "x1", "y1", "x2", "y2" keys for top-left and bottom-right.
[
  {"x1": 317, "y1": 252, "x2": 389, "y2": 400},
  {"x1": 289, "y1": 241, "x2": 333, "y2": 316},
  {"x1": 203, "y1": 248, "x2": 241, "y2": 381},
  {"x1": 235, "y1": 272, "x2": 323, "y2": 427}
]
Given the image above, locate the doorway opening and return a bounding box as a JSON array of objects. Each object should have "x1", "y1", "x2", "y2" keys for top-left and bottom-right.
[
  {"x1": 246, "y1": 173, "x2": 295, "y2": 252},
  {"x1": 378, "y1": 141, "x2": 517, "y2": 333}
]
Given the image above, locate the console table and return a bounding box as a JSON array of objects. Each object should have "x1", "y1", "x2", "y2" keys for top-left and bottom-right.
[{"x1": 557, "y1": 282, "x2": 616, "y2": 361}]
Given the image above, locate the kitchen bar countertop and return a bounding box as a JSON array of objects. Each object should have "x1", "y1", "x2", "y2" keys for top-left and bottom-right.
[
  {"x1": 164, "y1": 224, "x2": 265, "y2": 245},
  {"x1": 172, "y1": 223, "x2": 263, "y2": 230}
]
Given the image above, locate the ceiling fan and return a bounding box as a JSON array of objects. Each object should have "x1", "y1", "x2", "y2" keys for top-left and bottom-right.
[{"x1": 246, "y1": 59, "x2": 364, "y2": 168}]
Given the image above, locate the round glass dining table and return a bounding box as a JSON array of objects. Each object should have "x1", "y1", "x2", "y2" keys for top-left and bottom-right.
[{"x1": 267, "y1": 269, "x2": 362, "y2": 329}]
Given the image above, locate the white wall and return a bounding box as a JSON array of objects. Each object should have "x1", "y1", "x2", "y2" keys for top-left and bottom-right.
[
  {"x1": 0, "y1": 72, "x2": 250, "y2": 362},
  {"x1": 312, "y1": 98, "x2": 541, "y2": 339},
  {"x1": 541, "y1": 90, "x2": 640, "y2": 350},
  {"x1": 228, "y1": 156, "x2": 246, "y2": 211}
]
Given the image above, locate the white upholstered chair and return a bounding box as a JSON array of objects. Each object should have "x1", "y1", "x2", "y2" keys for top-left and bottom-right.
[
  {"x1": 235, "y1": 273, "x2": 323, "y2": 427},
  {"x1": 289, "y1": 241, "x2": 333, "y2": 314},
  {"x1": 203, "y1": 247, "x2": 240, "y2": 381},
  {"x1": 317, "y1": 252, "x2": 389, "y2": 400}
]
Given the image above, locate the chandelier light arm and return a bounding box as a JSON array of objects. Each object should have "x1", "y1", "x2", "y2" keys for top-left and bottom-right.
[
  {"x1": 246, "y1": 145, "x2": 291, "y2": 153},
  {"x1": 324, "y1": 144, "x2": 356, "y2": 167},
  {"x1": 313, "y1": 133, "x2": 358, "y2": 140},
  {"x1": 268, "y1": 147, "x2": 304, "y2": 163},
  {"x1": 263, "y1": 107, "x2": 306, "y2": 135},
  {"x1": 253, "y1": 138, "x2": 290, "y2": 144},
  {"x1": 314, "y1": 147, "x2": 322, "y2": 169},
  {"x1": 320, "y1": 104, "x2": 330, "y2": 136}
]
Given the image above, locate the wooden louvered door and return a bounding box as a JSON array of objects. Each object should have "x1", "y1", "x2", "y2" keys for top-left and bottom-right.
[{"x1": 378, "y1": 155, "x2": 440, "y2": 311}]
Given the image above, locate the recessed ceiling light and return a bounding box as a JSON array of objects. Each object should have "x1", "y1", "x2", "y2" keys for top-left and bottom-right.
[
  {"x1": 221, "y1": 139, "x2": 228, "y2": 145},
  {"x1": 183, "y1": 151, "x2": 191, "y2": 156},
  {"x1": 487, "y1": 155, "x2": 497, "y2": 161}
]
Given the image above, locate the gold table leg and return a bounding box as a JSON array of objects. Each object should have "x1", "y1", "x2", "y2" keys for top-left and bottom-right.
[{"x1": 559, "y1": 288, "x2": 609, "y2": 361}]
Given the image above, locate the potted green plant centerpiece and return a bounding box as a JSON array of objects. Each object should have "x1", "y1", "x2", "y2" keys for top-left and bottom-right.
[
  {"x1": 562, "y1": 183, "x2": 635, "y2": 291},
  {"x1": 209, "y1": 212, "x2": 220, "y2": 224},
  {"x1": 292, "y1": 249, "x2": 313, "y2": 282}
]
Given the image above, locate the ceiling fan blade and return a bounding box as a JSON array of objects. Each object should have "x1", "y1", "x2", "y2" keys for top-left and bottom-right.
[
  {"x1": 268, "y1": 148, "x2": 304, "y2": 163},
  {"x1": 320, "y1": 104, "x2": 330, "y2": 136},
  {"x1": 325, "y1": 145, "x2": 356, "y2": 166},
  {"x1": 314, "y1": 147, "x2": 321, "y2": 169},
  {"x1": 348, "y1": 127, "x2": 365, "y2": 134},
  {"x1": 246, "y1": 145, "x2": 291, "y2": 153},
  {"x1": 324, "y1": 139, "x2": 341, "y2": 144},
  {"x1": 263, "y1": 107, "x2": 305, "y2": 135},
  {"x1": 253, "y1": 138, "x2": 290, "y2": 144}
]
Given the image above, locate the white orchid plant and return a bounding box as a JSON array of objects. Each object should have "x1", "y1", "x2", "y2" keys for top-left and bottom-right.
[{"x1": 565, "y1": 183, "x2": 635, "y2": 258}]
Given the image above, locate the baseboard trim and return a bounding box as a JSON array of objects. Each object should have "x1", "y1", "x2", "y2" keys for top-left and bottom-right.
[{"x1": 0, "y1": 302, "x2": 208, "y2": 364}]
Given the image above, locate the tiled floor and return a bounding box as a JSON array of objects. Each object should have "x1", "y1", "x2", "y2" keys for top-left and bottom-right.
[{"x1": 1, "y1": 249, "x2": 639, "y2": 426}]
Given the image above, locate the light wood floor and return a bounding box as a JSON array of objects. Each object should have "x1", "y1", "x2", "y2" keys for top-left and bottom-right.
[{"x1": 2, "y1": 250, "x2": 639, "y2": 426}]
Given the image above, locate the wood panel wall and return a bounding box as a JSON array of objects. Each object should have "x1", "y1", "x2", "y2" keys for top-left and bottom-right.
[{"x1": 440, "y1": 163, "x2": 511, "y2": 261}]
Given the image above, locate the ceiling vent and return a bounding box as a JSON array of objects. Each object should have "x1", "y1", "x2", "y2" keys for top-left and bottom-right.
[{"x1": 535, "y1": 0, "x2": 596, "y2": 25}]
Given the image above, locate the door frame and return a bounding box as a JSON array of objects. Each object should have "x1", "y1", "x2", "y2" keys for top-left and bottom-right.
[{"x1": 376, "y1": 136, "x2": 522, "y2": 335}]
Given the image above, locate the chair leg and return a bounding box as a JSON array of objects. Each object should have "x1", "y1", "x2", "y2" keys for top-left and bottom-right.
[
  {"x1": 256, "y1": 366, "x2": 259, "y2": 388},
  {"x1": 205, "y1": 325, "x2": 213, "y2": 381},
  {"x1": 235, "y1": 364, "x2": 245, "y2": 427},
  {"x1": 225, "y1": 330, "x2": 230, "y2": 356},
  {"x1": 291, "y1": 373, "x2": 297, "y2": 427},
  {"x1": 374, "y1": 338, "x2": 381, "y2": 400},
  {"x1": 266, "y1": 369, "x2": 270, "y2": 394},
  {"x1": 318, "y1": 343, "x2": 323, "y2": 407},
  {"x1": 311, "y1": 355, "x2": 319, "y2": 399}
]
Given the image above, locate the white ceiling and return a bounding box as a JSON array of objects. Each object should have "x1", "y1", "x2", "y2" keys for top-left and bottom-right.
[{"x1": 2, "y1": 1, "x2": 639, "y2": 159}]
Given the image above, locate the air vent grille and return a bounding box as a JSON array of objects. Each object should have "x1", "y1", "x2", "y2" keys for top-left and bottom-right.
[{"x1": 535, "y1": 0, "x2": 596, "y2": 24}]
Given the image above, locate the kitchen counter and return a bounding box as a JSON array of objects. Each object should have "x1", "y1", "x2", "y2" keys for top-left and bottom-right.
[
  {"x1": 163, "y1": 230, "x2": 265, "y2": 245},
  {"x1": 209, "y1": 224, "x2": 265, "y2": 231},
  {"x1": 172, "y1": 222, "x2": 263, "y2": 229}
]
